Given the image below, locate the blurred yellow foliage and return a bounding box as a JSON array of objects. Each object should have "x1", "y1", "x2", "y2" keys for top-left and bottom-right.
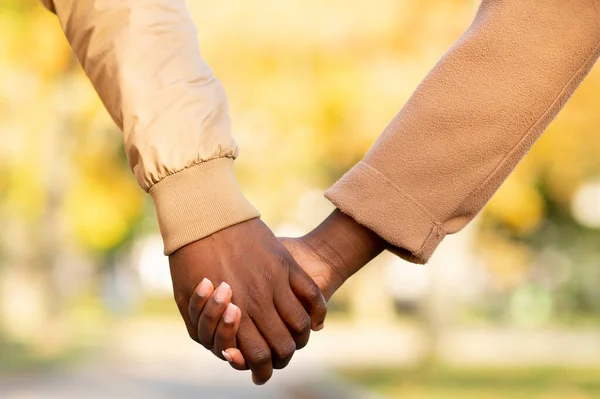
[
  {"x1": 61, "y1": 175, "x2": 142, "y2": 251},
  {"x1": 4, "y1": 163, "x2": 47, "y2": 221},
  {"x1": 484, "y1": 173, "x2": 545, "y2": 235},
  {"x1": 1, "y1": 1, "x2": 143, "y2": 253},
  {"x1": 1, "y1": 0, "x2": 600, "y2": 269},
  {"x1": 477, "y1": 231, "x2": 533, "y2": 289}
]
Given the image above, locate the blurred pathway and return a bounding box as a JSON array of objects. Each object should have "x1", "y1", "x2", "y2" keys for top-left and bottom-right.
[
  {"x1": 0, "y1": 317, "x2": 386, "y2": 399},
  {"x1": 0, "y1": 366, "x2": 382, "y2": 399}
]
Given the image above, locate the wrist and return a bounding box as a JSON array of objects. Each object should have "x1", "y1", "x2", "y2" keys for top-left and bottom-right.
[{"x1": 303, "y1": 209, "x2": 385, "y2": 292}]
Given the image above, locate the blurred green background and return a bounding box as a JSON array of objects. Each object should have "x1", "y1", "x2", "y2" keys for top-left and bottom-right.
[{"x1": 1, "y1": 0, "x2": 599, "y2": 398}]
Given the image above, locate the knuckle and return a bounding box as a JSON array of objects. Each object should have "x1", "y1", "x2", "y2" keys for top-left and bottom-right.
[
  {"x1": 317, "y1": 299, "x2": 328, "y2": 314},
  {"x1": 191, "y1": 288, "x2": 206, "y2": 303},
  {"x1": 186, "y1": 326, "x2": 200, "y2": 344},
  {"x1": 197, "y1": 334, "x2": 214, "y2": 349},
  {"x1": 294, "y1": 334, "x2": 309, "y2": 351},
  {"x1": 202, "y1": 305, "x2": 221, "y2": 322},
  {"x1": 274, "y1": 340, "x2": 296, "y2": 360},
  {"x1": 203, "y1": 310, "x2": 218, "y2": 322},
  {"x1": 305, "y1": 282, "x2": 323, "y2": 303},
  {"x1": 215, "y1": 325, "x2": 234, "y2": 342},
  {"x1": 289, "y1": 313, "x2": 311, "y2": 336},
  {"x1": 249, "y1": 347, "x2": 272, "y2": 366}
]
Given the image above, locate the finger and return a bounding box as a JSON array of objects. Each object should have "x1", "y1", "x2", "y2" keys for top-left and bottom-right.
[
  {"x1": 197, "y1": 282, "x2": 232, "y2": 349},
  {"x1": 223, "y1": 348, "x2": 246, "y2": 370},
  {"x1": 253, "y1": 308, "x2": 297, "y2": 370},
  {"x1": 213, "y1": 303, "x2": 247, "y2": 370},
  {"x1": 188, "y1": 278, "x2": 215, "y2": 329},
  {"x1": 274, "y1": 288, "x2": 311, "y2": 350},
  {"x1": 289, "y1": 266, "x2": 328, "y2": 331},
  {"x1": 236, "y1": 318, "x2": 273, "y2": 385}
]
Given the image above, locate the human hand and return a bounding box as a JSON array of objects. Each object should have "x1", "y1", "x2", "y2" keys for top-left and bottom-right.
[
  {"x1": 188, "y1": 210, "x2": 385, "y2": 370},
  {"x1": 281, "y1": 209, "x2": 386, "y2": 301},
  {"x1": 170, "y1": 218, "x2": 327, "y2": 385}
]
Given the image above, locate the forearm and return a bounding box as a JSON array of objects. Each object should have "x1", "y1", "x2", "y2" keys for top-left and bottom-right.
[
  {"x1": 44, "y1": 0, "x2": 259, "y2": 254},
  {"x1": 326, "y1": 0, "x2": 600, "y2": 263}
]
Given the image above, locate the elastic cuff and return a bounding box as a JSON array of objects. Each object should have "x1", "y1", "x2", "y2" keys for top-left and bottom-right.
[
  {"x1": 149, "y1": 158, "x2": 260, "y2": 255},
  {"x1": 324, "y1": 161, "x2": 445, "y2": 264}
]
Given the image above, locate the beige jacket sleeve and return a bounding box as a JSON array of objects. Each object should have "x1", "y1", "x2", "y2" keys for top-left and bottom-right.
[
  {"x1": 326, "y1": 0, "x2": 600, "y2": 264},
  {"x1": 42, "y1": 0, "x2": 259, "y2": 255}
]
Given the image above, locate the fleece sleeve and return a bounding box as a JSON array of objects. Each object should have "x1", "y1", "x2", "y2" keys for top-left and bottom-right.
[{"x1": 325, "y1": 0, "x2": 600, "y2": 263}]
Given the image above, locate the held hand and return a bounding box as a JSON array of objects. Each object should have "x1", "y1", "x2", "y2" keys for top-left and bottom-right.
[
  {"x1": 186, "y1": 235, "x2": 341, "y2": 372},
  {"x1": 188, "y1": 210, "x2": 386, "y2": 372},
  {"x1": 282, "y1": 209, "x2": 386, "y2": 301},
  {"x1": 170, "y1": 218, "x2": 327, "y2": 385}
]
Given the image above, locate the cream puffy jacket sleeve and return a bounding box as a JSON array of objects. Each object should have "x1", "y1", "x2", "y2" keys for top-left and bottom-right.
[
  {"x1": 42, "y1": 0, "x2": 260, "y2": 254},
  {"x1": 326, "y1": 0, "x2": 600, "y2": 264}
]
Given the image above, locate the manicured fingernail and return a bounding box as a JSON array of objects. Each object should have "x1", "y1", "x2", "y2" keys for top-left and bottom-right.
[
  {"x1": 197, "y1": 278, "x2": 212, "y2": 297},
  {"x1": 223, "y1": 304, "x2": 238, "y2": 324},
  {"x1": 222, "y1": 350, "x2": 233, "y2": 363},
  {"x1": 215, "y1": 282, "x2": 230, "y2": 302},
  {"x1": 314, "y1": 323, "x2": 324, "y2": 331}
]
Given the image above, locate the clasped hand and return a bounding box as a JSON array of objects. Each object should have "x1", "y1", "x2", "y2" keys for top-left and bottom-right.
[
  {"x1": 169, "y1": 211, "x2": 383, "y2": 384},
  {"x1": 169, "y1": 218, "x2": 330, "y2": 385}
]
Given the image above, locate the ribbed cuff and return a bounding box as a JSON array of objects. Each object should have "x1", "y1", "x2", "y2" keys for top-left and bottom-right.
[
  {"x1": 324, "y1": 161, "x2": 445, "y2": 264},
  {"x1": 149, "y1": 158, "x2": 260, "y2": 255}
]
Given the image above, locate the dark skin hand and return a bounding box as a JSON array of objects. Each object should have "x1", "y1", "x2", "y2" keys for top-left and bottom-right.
[
  {"x1": 189, "y1": 209, "x2": 386, "y2": 372},
  {"x1": 169, "y1": 218, "x2": 327, "y2": 385}
]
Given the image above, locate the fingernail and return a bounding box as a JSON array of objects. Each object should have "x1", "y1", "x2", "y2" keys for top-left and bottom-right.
[
  {"x1": 314, "y1": 323, "x2": 324, "y2": 331},
  {"x1": 222, "y1": 350, "x2": 233, "y2": 363},
  {"x1": 223, "y1": 304, "x2": 238, "y2": 324},
  {"x1": 197, "y1": 278, "x2": 212, "y2": 297},
  {"x1": 215, "y1": 282, "x2": 230, "y2": 302}
]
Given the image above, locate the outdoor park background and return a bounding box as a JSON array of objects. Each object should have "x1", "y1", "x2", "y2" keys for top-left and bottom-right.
[{"x1": 1, "y1": 0, "x2": 600, "y2": 398}]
